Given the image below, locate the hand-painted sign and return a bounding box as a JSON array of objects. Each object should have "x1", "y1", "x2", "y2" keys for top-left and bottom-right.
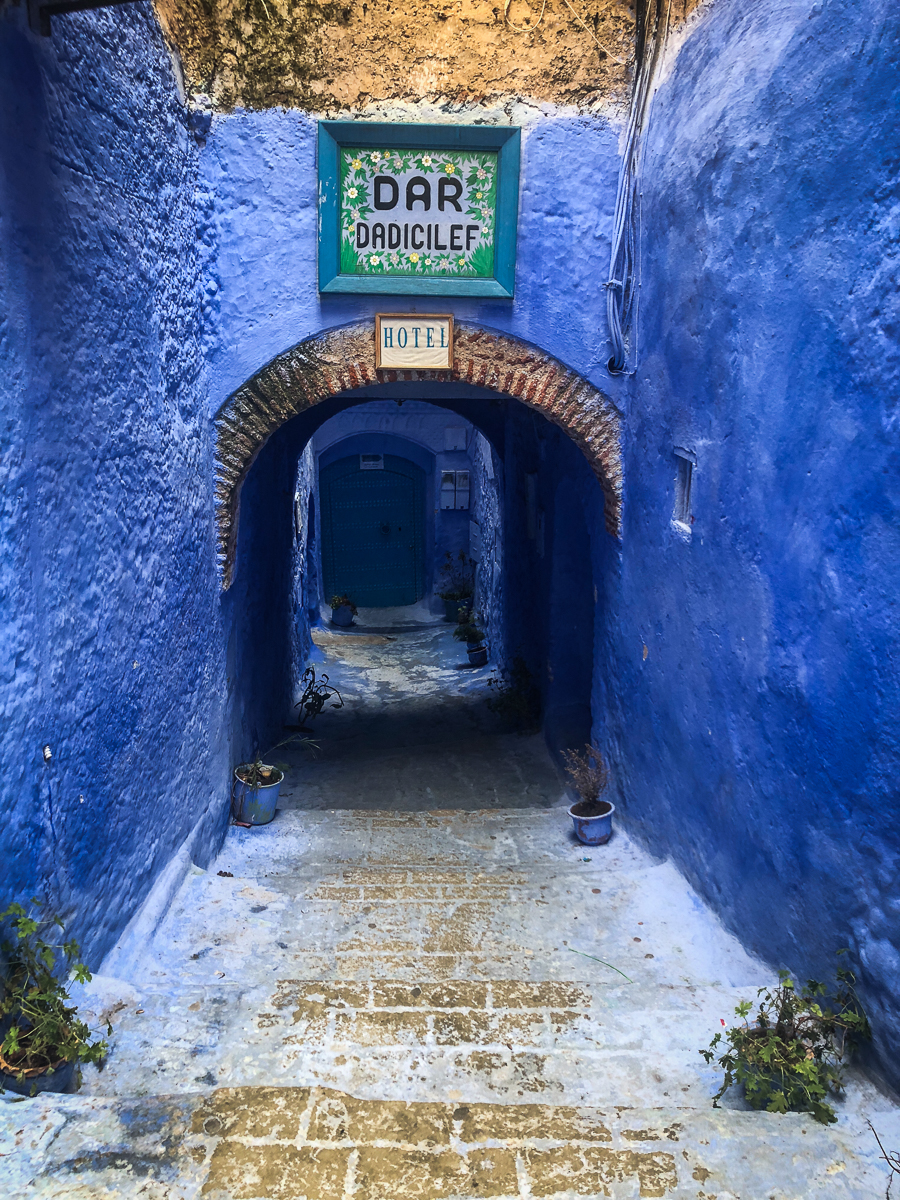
[
  {"x1": 375, "y1": 314, "x2": 453, "y2": 370},
  {"x1": 318, "y1": 122, "x2": 520, "y2": 298},
  {"x1": 343, "y1": 150, "x2": 497, "y2": 280}
]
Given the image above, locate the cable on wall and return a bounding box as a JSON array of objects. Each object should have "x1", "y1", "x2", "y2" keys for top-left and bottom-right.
[{"x1": 606, "y1": 0, "x2": 672, "y2": 374}]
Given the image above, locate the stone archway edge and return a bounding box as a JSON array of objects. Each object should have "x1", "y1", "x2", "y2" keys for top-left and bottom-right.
[{"x1": 214, "y1": 321, "x2": 623, "y2": 589}]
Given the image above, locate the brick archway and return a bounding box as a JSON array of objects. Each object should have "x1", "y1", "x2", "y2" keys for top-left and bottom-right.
[{"x1": 214, "y1": 321, "x2": 622, "y2": 588}]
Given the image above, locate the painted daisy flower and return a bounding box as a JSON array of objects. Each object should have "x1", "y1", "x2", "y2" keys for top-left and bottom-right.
[
  {"x1": 476, "y1": 191, "x2": 483, "y2": 200},
  {"x1": 347, "y1": 187, "x2": 358, "y2": 198},
  {"x1": 409, "y1": 252, "x2": 420, "y2": 263},
  {"x1": 424, "y1": 258, "x2": 432, "y2": 266},
  {"x1": 390, "y1": 252, "x2": 400, "y2": 265},
  {"x1": 476, "y1": 167, "x2": 487, "y2": 179},
  {"x1": 370, "y1": 151, "x2": 382, "y2": 162},
  {"x1": 350, "y1": 207, "x2": 361, "y2": 221},
  {"x1": 421, "y1": 155, "x2": 432, "y2": 165},
  {"x1": 369, "y1": 255, "x2": 380, "y2": 265},
  {"x1": 458, "y1": 256, "x2": 466, "y2": 266},
  {"x1": 393, "y1": 158, "x2": 403, "y2": 170},
  {"x1": 444, "y1": 163, "x2": 456, "y2": 174},
  {"x1": 438, "y1": 257, "x2": 450, "y2": 270},
  {"x1": 351, "y1": 158, "x2": 363, "y2": 170}
]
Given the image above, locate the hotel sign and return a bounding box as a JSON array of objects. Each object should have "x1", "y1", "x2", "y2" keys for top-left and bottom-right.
[
  {"x1": 318, "y1": 122, "x2": 520, "y2": 298},
  {"x1": 375, "y1": 314, "x2": 453, "y2": 370}
]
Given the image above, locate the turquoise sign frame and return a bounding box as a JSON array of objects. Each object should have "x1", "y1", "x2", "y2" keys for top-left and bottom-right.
[{"x1": 318, "y1": 121, "x2": 520, "y2": 298}]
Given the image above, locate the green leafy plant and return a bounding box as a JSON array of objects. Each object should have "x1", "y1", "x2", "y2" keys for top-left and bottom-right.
[
  {"x1": 486, "y1": 655, "x2": 540, "y2": 731},
  {"x1": 562, "y1": 744, "x2": 610, "y2": 816},
  {"x1": 701, "y1": 953, "x2": 870, "y2": 1125},
  {"x1": 330, "y1": 594, "x2": 357, "y2": 615},
  {"x1": 453, "y1": 607, "x2": 484, "y2": 645},
  {"x1": 436, "y1": 551, "x2": 475, "y2": 603},
  {"x1": 0, "y1": 902, "x2": 109, "y2": 1092}
]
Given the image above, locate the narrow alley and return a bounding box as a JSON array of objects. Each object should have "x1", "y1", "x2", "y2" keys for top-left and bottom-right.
[{"x1": 3, "y1": 624, "x2": 896, "y2": 1198}]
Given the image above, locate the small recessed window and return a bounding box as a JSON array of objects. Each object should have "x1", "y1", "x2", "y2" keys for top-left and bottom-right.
[{"x1": 673, "y1": 448, "x2": 695, "y2": 529}]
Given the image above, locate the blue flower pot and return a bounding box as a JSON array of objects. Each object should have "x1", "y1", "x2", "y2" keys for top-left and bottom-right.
[
  {"x1": 467, "y1": 643, "x2": 488, "y2": 667},
  {"x1": 568, "y1": 799, "x2": 615, "y2": 845},
  {"x1": 0, "y1": 1054, "x2": 76, "y2": 1096},
  {"x1": 232, "y1": 766, "x2": 283, "y2": 826}
]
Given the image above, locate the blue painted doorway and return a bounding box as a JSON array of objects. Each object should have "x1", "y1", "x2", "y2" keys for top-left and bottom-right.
[{"x1": 320, "y1": 454, "x2": 426, "y2": 608}]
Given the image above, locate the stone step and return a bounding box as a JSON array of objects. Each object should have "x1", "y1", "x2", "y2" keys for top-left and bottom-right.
[
  {"x1": 78, "y1": 971, "x2": 883, "y2": 1117},
  {"x1": 3, "y1": 1084, "x2": 896, "y2": 1199}
]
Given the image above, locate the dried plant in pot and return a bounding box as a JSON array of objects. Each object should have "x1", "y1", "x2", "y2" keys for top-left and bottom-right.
[
  {"x1": 436, "y1": 551, "x2": 475, "y2": 622},
  {"x1": 0, "y1": 902, "x2": 110, "y2": 1096},
  {"x1": 562, "y1": 744, "x2": 615, "y2": 845}
]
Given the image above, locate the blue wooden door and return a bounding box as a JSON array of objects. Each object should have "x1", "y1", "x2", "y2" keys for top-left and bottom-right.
[{"x1": 320, "y1": 455, "x2": 425, "y2": 608}]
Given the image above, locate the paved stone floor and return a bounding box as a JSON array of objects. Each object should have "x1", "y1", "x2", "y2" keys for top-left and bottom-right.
[{"x1": 2, "y1": 620, "x2": 898, "y2": 1197}]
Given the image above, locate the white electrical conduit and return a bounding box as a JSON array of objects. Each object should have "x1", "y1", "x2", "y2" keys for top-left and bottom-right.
[{"x1": 606, "y1": 0, "x2": 672, "y2": 374}]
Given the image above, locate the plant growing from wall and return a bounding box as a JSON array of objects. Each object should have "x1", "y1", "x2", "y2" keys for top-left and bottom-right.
[
  {"x1": 0, "y1": 902, "x2": 110, "y2": 1094},
  {"x1": 486, "y1": 655, "x2": 540, "y2": 731},
  {"x1": 700, "y1": 954, "x2": 870, "y2": 1125}
]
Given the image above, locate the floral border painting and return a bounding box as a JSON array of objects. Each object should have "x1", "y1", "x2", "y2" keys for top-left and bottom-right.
[{"x1": 339, "y1": 148, "x2": 497, "y2": 278}]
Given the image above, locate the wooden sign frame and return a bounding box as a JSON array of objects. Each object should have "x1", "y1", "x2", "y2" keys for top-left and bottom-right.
[
  {"x1": 318, "y1": 121, "x2": 520, "y2": 298},
  {"x1": 375, "y1": 314, "x2": 454, "y2": 370}
]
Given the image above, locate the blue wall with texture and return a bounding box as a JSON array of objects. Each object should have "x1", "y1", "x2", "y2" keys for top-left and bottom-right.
[
  {"x1": 608, "y1": 0, "x2": 900, "y2": 1087},
  {"x1": 3, "y1": 0, "x2": 899, "y2": 1098},
  {"x1": 0, "y1": 4, "x2": 228, "y2": 965}
]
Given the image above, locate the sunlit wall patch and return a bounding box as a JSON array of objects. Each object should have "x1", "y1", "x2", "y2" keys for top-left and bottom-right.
[{"x1": 318, "y1": 121, "x2": 520, "y2": 298}]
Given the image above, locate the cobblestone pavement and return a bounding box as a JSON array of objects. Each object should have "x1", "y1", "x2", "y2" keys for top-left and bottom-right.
[{"x1": 3, "y1": 623, "x2": 898, "y2": 1197}]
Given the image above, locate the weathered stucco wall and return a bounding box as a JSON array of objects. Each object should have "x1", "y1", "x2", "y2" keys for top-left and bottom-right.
[
  {"x1": 0, "y1": 5, "x2": 228, "y2": 965},
  {"x1": 610, "y1": 0, "x2": 900, "y2": 1089},
  {"x1": 155, "y1": 0, "x2": 635, "y2": 113}
]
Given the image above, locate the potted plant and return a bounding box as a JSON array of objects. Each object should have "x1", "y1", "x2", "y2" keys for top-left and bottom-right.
[
  {"x1": 700, "y1": 954, "x2": 870, "y2": 1124},
  {"x1": 0, "y1": 902, "x2": 110, "y2": 1096},
  {"x1": 232, "y1": 733, "x2": 318, "y2": 827},
  {"x1": 330, "y1": 594, "x2": 357, "y2": 627},
  {"x1": 436, "y1": 551, "x2": 475, "y2": 622},
  {"x1": 562, "y1": 743, "x2": 614, "y2": 845},
  {"x1": 453, "y1": 607, "x2": 488, "y2": 667}
]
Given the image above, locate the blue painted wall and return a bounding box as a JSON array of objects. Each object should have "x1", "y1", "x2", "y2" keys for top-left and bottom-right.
[
  {"x1": 4, "y1": 0, "x2": 898, "y2": 1098},
  {"x1": 0, "y1": 5, "x2": 228, "y2": 965},
  {"x1": 199, "y1": 111, "x2": 625, "y2": 414},
  {"x1": 607, "y1": 0, "x2": 900, "y2": 1088}
]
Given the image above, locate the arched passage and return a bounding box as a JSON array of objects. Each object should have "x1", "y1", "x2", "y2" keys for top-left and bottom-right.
[{"x1": 214, "y1": 321, "x2": 623, "y2": 588}]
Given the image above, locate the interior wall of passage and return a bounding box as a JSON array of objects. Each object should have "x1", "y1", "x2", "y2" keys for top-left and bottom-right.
[
  {"x1": 616, "y1": 0, "x2": 900, "y2": 1091},
  {"x1": 0, "y1": 5, "x2": 229, "y2": 967},
  {"x1": 310, "y1": 401, "x2": 481, "y2": 616}
]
